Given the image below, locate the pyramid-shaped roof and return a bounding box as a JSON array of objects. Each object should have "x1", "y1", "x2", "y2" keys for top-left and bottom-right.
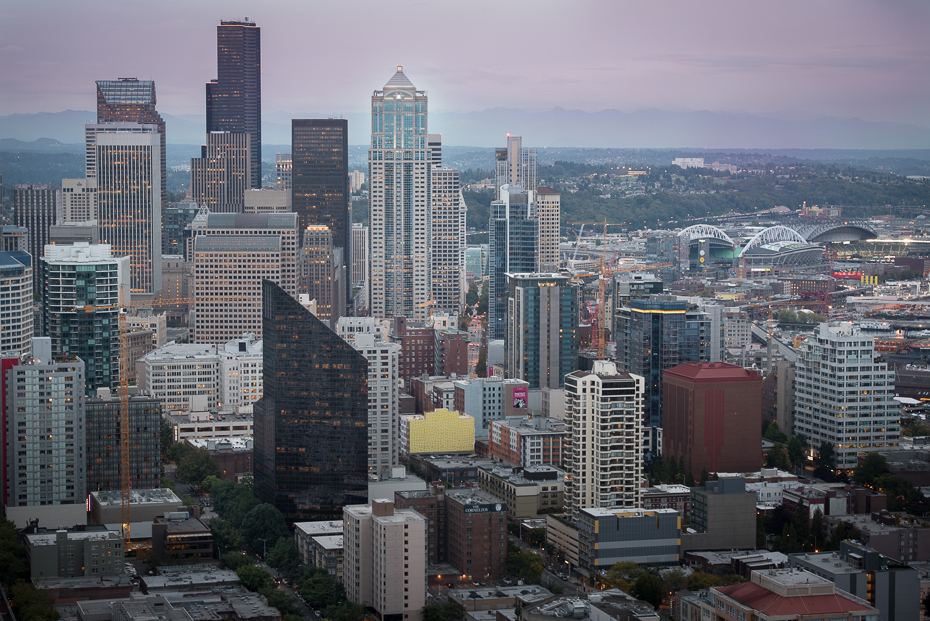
[{"x1": 384, "y1": 65, "x2": 416, "y2": 90}]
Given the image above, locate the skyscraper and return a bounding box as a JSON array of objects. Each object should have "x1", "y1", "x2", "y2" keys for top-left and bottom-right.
[
  {"x1": 86, "y1": 123, "x2": 162, "y2": 296},
  {"x1": 60, "y1": 178, "x2": 97, "y2": 223},
  {"x1": 495, "y1": 135, "x2": 536, "y2": 200},
  {"x1": 253, "y1": 280, "x2": 369, "y2": 523},
  {"x1": 368, "y1": 66, "x2": 431, "y2": 320},
  {"x1": 41, "y1": 243, "x2": 130, "y2": 396},
  {"x1": 13, "y1": 183, "x2": 57, "y2": 293},
  {"x1": 190, "y1": 131, "x2": 252, "y2": 213},
  {"x1": 0, "y1": 251, "x2": 34, "y2": 358},
  {"x1": 96, "y1": 78, "x2": 167, "y2": 204},
  {"x1": 430, "y1": 168, "x2": 467, "y2": 314},
  {"x1": 292, "y1": 119, "x2": 350, "y2": 251},
  {"x1": 86, "y1": 393, "x2": 162, "y2": 493},
  {"x1": 535, "y1": 186, "x2": 561, "y2": 272},
  {"x1": 299, "y1": 225, "x2": 344, "y2": 326},
  {"x1": 488, "y1": 185, "x2": 538, "y2": 340},
  {"x1": 351, "y1": 223, "x2": 369, "y2": 288},
  {"x1": 275, "y1": 153, "x2": 292, "y2": 190},
  {"x1": 206, "y1": 19, "x2": 261, "y2": 188},
  {"x1": 505, "y1": 273, "x2": 578, "y2": 389}
]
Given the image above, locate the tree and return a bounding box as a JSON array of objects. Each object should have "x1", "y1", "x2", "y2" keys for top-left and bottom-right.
[
  {"x1": 661, "y1": 568, "x2": 688, "y2": 595},
  {"x1": 765, "y1": 444, "x2": 791, "y2": 470},
  {"x1": 764, "y1": 422, "x2": 788, "y2": 443},
  {"x1": 236, "y1": 564, "x2": 275, "y2": 592},
  {"x1": 167, "y1": 442, "x2": 192, "y2": 464},
  {"x1": 423, "y1": 602, "x2": 465, "y2": 621},
  {"x1": 10, "y1": 581, "x2": 60, "y2": 621},
  {"x1": 178, "y1": 447, "x2": 219, "y2": 487},
  {"x1": 602, "y1": 561, "x2": 646, "y2": 591},
  {"x1": 505, "y1": 541, "x2": 544, "y2": 583},
  {"x1": 685, "y1": 472, "x2": 696, "y2": 487},
  {"x1": 210, "y1": 516, "x2": 243, "y2": 555},
  {"x1": 478, "y1": 280, "x2": 489, "y2": 316},
  {"x1": 0, "y1": 517, "x2": 28, "y2": 585},
  {"x1": 699, "y1": 466, "x2": 709, "y2": 486},
  {"x1": 853, "y1": 453, "x2": 888, "y2": 486},
  {"x1": 466, "y1": 282, "x2": 479, "y2": 307},
  {"x1": 324, "y1": 602, "x2": 369, "y2": 621},
  {"x1": 160, "y1": 477, "x2": 178, "y2": 492},
  {"x1": 219, "y1": 551, "x2": 251, "y2": 571},
  {"x1": 240, "y1": 503, "x2": 290, "y2": 554},
  {"x1": 786, "y1": 436, "x2": 806, "y2": 467},
  {"x1": 267, "y1": 536, "x2": 300, "y2": 576},
  {"x1": 688, "y1": 571, "x2": 744, "y2": 591},
  {"x1": 160, "y1": 420, "x2": 175, "y2": 457},
  {"x1": 527, "y1": 528, "x2": 546, "y2": 547},
  {"x1": 815, "y1": 442, "x2": 836, "y2": 469},
  {"x1": 475, "y1": 346, "x2": 487, "y2": 377},
  {"x1": 810, "y1": 508, "x2": 824, "y2": 551},
  {"x1": 631, "y1": 573, "x2": 665, "y2": 609},
  {"x1": 206, "y1": 477, "x2": 261, "y2": 528}
]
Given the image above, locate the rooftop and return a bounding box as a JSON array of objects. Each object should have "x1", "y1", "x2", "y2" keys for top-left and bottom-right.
[
  {"x1": 294, "y1": 520, "x2": 344, "y2": 537},
  {"x1": 92, "y1": 488, "x2": 181, "y2": 506},
  {"x1": 716, "y1": 570, "x2": 874, "y2": 616},
  {"x1": 311, "y1": 534, "x2": 343, "y2": 550},
  {"x1": 665, "y1": 361, "x2": 762, "y2": 381},
  {"x1": 25, "y1": 526, "x2": 121, "y2": 546}
]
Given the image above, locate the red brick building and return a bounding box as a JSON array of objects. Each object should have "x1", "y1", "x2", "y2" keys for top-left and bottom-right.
[
  {"x1": 392, "y1": 317, "x2": 436, "y2": 389},
  {"x1": 663, "y1": 362, "x2": 762, "y2": 475},
  {"x1": 487, "y1": 417, "x2": 566, "y2": 468},
  {"x1": 444, "y1": 489, "x2": 507, "y2": 581},
  {"x1": 435, "y1": 329, "x2": 470, "y2": 377}
]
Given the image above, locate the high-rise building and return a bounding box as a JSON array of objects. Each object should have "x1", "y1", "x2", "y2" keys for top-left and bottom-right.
[
  {"x1": 464, "y1": 246, "x2": 486, "y2": 279},
  {"x1": 351, "y1": 223, "x2": 369, "y2": 288},
  {"x1": 663, "y1": 362, "x2": 763, "y2": 475},
  {"x1": 453, "y1": 376, "x2": 530, "y2": 434},
  {"x1": 505, "y1": 273, "x2": 578, "y2": 389},
  {"x1": 96, "y1": 78, "x2": 166, "y2": 205},
  {"x1": 535, "y1": 186, "x2": 561, "y2": 272},
  {"x1": 218, "y1": 333, "x2": 263, "y2": 411},
  {"x1": 299, "y1": 225, "x2": 344, "y2": 326},
  {"x1": 86, "y1": 392, "x2": 162, "y2": 493},
  {"x1": 276, "y1": 153, "x2": 292, "y2": 190},
  {"x1": 495, "y1": 135, "x2": 536, "y2": 200},
  {"x1": 4, "y1": 338, "x2": 86, "y2": 510},
  {"x1": 292, "y1": 119, "x2": 350, "y2": 252},
  {"x1": 794, "y1": 322, "x2": 898, "y2": 469},
  {"x1": 343, "y1": 499, "x2": 427, "y2": 621},
  {"x1": 206, "y1": 19, "x2": 261, "y2": 189},
  {"x1": 430, "y1": 168, "x2": 466, "y2": 314},
  {"x1": 60, "y1": 178, "x2": 97, "y2": 223},
  {"x1": 368, "y1": 66, "x2": 431, "y2": 320},
  {"x1": 348, "y1": 170, "x2": 366, "y2": 193},
  {"x1": 444, "y1": 489, "x2": 508, "y2": 581},
  {"x1": 564, "y1": 361, "x2": 644, "y2": 523},
  {"x1": 0, "y1": 251, "x2": 34, "y2": 358},
  {"x1": 488, "y1": 185, "x2": 538, "y2": 340},
  {"x1": 162, "y1": 200, "x2": 200, "y2": 255},
  {"x1": 41, "y1": 243, "x2": 130, "y2": 396},
  {"x1": 190, "y1": 131, "x2": 252, "y2": 213},
  {"x1": 1, "y1": 225, "x2": 28, "y2": 253},
  {"x1": 191, "y1": 212, "x2": 298, "y2": 344},
  {"x1": 614, "y1": 296, "x2": 711, "y2": 433},
  {"x1": 13, "y1": 183, "x2": 57, "y2": 293},
  {"x1": 253, "y1": 280, "x2": 369, "y2": 523},
  {"x1": 85, "y1": 123, "x2": 162, "y2": 296},
  {"x1": 244, "y1": 189, "x2": 291, "y2": 213}
]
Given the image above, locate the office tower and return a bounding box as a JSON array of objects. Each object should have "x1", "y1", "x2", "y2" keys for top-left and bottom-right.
[
  {"x1": 348, "y1": 170, "x2": 366, "y2": 193},
  {"x1": 292, "y1": 119, "x2": 350, "y2": 248},
  {"x1": 339, "y1": 329, "x2": 401, "y2": 473},
  {"x1": 276, "y1": 153, "x2": 292, "y2": 190},
  {"x1": 5, "y1": 338, "x2": 86, "y2": 510},
  {"x1": 13, "y1": 183, "x2": 57, "y2": 293},
  {"x1": 368, "y1": 66, "x2": 431, "y2": 320},
  {"x1": 206, "y1": 19, "x2": 261, "y2": 188},
  {"x1": 190, "y1": 131, "x2": 252, "y2": 213},
  {"x1": 564, "y1": 361, "x2": 644, "y2": 523},
  {"x1": 191, "y1": 212, "x2": 298, "y2": 344},
  {"x1": 663, "y1": 362, "x2": 762, "y2": 475},
  {"x1": 351, "y1": 223, "x2": 369, "y2": 288},
  {"x1": 49, "y1": 222, "x2": 99, "y2": 246},
  {"x1": 505, "y1": 273, "x2": 578, "y2": 389},
  {"x1": 86, "y1": 392, "x2": 162, "y2": 493},
  {"x1": 535, "y1": 186, "x2": 560, "y2": 272},
  {"x1": 453, "y1": 376, "x2": 530, "y2": 434},
  {"x1": 253, "y1": 280, "x2": 369, "y2": 523},
  {"x1": 430, "y1": 168, "x2": 467, "y2": 314},
  {"x1": 299, "y1": 225, "x2": 344, "y2": 326},
  {"x1": 0, "y1": 251, "x2": 34, "y2": 358},
  {"x1": 615, "y1": 296, "x2": 711, "y2": 433},
  {"x1": 60, "y1": 178, "x2": 97, "y2": 222},
  {"x1": 96, "y1": 78, "x2": 166, "y2": 205},
  {"x1": 464, "y1": 247, "x2": 485, "y2": 278},
  {"x1": 427, "y1": 133, "x2": 442, "y2": 167},
  {"x1": 41, "y1": 243, "x2": 130, "y2": 396},
  {"x1": 162, "y1": 200, "x2": 200, "y2": 255},
  {"x1": 219, "y1": 333, "x2": 263, "y2": 411},
  {"x1": 244, "y1": 189, "x2": 291, "y2": 213},
  {"x1": 343, "y1": 500, "x2": 427, "y2": 621},
  {"x1": 1, "y1": 226, "x2": 28, "y2": 252},
  {"x1": 488, "y1": 185, "x2": 538, "y2": 340},
  {"x1": 86, "y1": 123, "x2": 162, "y2": 296},
  {"x1": 137, "y1": 342, "x2": 221, "y2": 411},
  {"x1": 794, "y1": 322, "x2": 898, "y2": 469},
  {"x1": 494, "y1": 135, "x2": 536, "y2": 200}
]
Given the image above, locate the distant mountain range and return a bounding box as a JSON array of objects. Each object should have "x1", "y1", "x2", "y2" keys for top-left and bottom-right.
[{"x1": 2, "y1": 107, "x2": 929, "y2": 151}]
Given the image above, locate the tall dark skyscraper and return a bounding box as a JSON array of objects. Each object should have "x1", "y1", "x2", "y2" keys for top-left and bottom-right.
[
  {"x1": 253, "y1": 280, "x2": 368, "y2": 524},
  {"x1": 206, "y1": 19, "x2": 261, "y2": 188},
  {"x1": 96, "y1": 78, "x2": 167, "y2": 205},
  {"x1": 13, "y1": 183, "x2": 56, "y2": 294},
  {"x1": 292, "y1": 119, "x2": 350, "y2": 259}
]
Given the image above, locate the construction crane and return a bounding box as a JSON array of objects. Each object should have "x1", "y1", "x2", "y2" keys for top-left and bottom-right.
[{"x1": 81, "y1": 291, "x2": 251, "y2": 545}]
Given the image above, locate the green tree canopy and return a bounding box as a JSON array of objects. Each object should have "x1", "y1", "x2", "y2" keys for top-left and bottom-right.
[
  {"x1": 240, "y1": 503, "x2": 290, "y2": 554},
  {"x1": 219, "y1": 551, "x2": 251, "y2": 571},
  {"x1": 267, "y1": 536, "x2": 300, "y2": 576},
  {"x1": 815, "y1": 442, "x2": 836, "y2": 468},
  {"x1": 0, "y1": 517, "x2": 28, "y2": 585},
  {"x1": 167, "y1": 442, "x2": 192, "y2": 463},
  {"x1": 236, "y1": 564, "x2": 275, "y2": 592},
  {"x1": 602, "y1": 560, "x2": 647, "y2": 591},
  {"x1": 11, "y1": 580, "x2": 60, "y2": 621},
  {"x1": 631, "y1": 573, "x2": 665, "y2": 609},
  {"x1": 178, "y1": 447, "x2": 220, "y2": 487},
  {"x1": 853, "y1": 453, "x2": 888, "y2": 486},
  {"x1": 423, "y1": 602, "x2": 464, "y2": 621},
  {"x1": 765, "y1": 444, "x2": 791, "y2": 470},
  {"x1": 786, "y1": 436, "x2": 806, "y2": 466}
]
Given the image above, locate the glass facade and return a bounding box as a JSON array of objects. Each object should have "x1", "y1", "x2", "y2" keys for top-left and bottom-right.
[
  {"x1": 253, "y1": 280, "x2": 369, "y2": 524},
  {"x1": 292, "y1": 119, "x2": 350, "y2": 255},
  {"x1": 162, "y1": 201, "x2": 199, "y2": 255},
  {"x1": 488, "y1": 187, "x2": 538, "y2": 340},
  {"x1": 85, "y1": 397, "x2": 162, "y2": 493}
]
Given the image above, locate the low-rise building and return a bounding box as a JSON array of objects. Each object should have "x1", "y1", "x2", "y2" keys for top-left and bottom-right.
[
  {"x1": 415, "y1": 456, "x2": 497, "y2": 486},
  {"x1": 294, "y1": 520, "x2": 344, "y2": 566},
  {"x1": 477, "y1": 463, "x2": 566, "y2": 518},
  {"x1": 577, "y1": 507, "x2": 680, "y2": 569},
  {"x1": 684, "y1": 549, "x2": 789, "y2": 577},
  {"x1": 453, "y1": 375, "x2": 531, "y2": 434},
  {"x1": 488, "y1": 417, "x2": 567, "y2": 468},
  {"x1": 23, "y1": 524, "x2": 124, "y2": 579},
  {"x1": 400, "y1": 408, "x2": 475, "y2": 455},
  {"x1": 681, "y1": 478, "x2": 757, "y2": 552},
  {"x1": 642, "y1": 484, "x2": 692, "y2": 519},
  {"x1": 825, "y1": 511, "x2": 930, "y2": 562},
  {"x1": 187, "y1": 437, "x2": 253, "y2": 480},
  {"x1": 546, "y1": 515, "x2": 580, "y2": 570},
  {"x1": 89, "y1": 489, "x2": 184, "y2": 526},
  {"x1": 75, "y1": 590, "x2": 281, "y2": 620},
  {"x1": 166, "y1": 405, "x2": 254, "y2": 442},
  {"x1": 151, "y1": 512, "x2": 212, "y2": 562},
  {"x1": 444, "y1": 489, "x2": 508, "y2": 581}
]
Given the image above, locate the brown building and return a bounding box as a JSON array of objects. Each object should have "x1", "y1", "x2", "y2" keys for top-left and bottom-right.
[
  {"x1": 487, "y1": 417, "x2": 567, "y2": 468},
  {"x1": 392, "y1": 317, "x2": 436, "y2": 388},
  {"x1": 395, "y1": 485, "x2": 446, "y2": 564},
  {"x1": 151, "y1": 513, "x2": 213, "y2": 562},
  {"x1": 444, "y1": 489, "x2": 507, "y2": 581},
  {"x1": 435, "y1": 329, "x2": 470, "y2": 377},
  {"x1": 642, "y1": 484, "x2": 692, "y2": 519},
  {"x1": 188, "y1": 438, "x2": 253, "y2": 481},
  {"x1": 663, "y1": 362, "x2": 762, "y2": 475}
]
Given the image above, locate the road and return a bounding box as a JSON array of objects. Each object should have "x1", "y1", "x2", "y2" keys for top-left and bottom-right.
[{"x1": 507, "y1": 535, "x2": 582, "y2": 595}]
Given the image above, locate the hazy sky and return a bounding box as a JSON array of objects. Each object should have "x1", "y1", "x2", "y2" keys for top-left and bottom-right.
[{"x1": 2, "y1": 0, "x2": 929, "y2": 127}]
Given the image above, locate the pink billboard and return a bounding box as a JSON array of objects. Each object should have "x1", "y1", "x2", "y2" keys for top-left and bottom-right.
[{"x1": 513, "y1": 386, "x2": 528, "y2": 409}]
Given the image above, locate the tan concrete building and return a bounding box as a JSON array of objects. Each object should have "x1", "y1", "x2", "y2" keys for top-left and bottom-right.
[
  {"x1": 535, "y1": 186, "x2": 560, "y2": 272},
  {"x1": 244, "y1": 188, "x2": 291, "y2": 213},
  {"x1": 344, "y1": 499, "x2": 426, "y2": 621},
  {"x1": 477, "y1": 464, "x2": 565, "y2": 519}
]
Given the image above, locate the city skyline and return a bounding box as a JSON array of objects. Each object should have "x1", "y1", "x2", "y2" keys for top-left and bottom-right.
[{"x1": 1, "y1": 1, "x2": 927, "y2": 134}]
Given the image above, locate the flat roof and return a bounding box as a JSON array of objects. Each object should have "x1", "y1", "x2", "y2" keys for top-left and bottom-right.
[
  {"x1": 311, "y1": 534, "x2": 344, "y2": 550},
  {"x1": 580, "y1": 507, "x2": 679, "y2": 518},
  {"x1": 92, "y1": 488, "x2": 182, "y2": 506},
  {"x1": 294, "y1": 520, "x2": 343, "y2": 537}
]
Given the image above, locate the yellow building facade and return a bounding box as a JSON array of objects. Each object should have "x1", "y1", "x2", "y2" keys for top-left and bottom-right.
[{"x1": 401, "y1": 408, "x2": 475, "y2": 455}]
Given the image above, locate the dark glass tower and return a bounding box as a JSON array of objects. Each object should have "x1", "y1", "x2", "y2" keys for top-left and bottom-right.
[
  {"x1": 206, "y1": 20, "x2": 261, "y2": 188},
  {"x1": 96, "y1": 78, "x2": 167, "y2": 205},
  {"x1": 488, "y1": 185, "x2": 538, "y2": 340},
  {"x1": 292, "y1": 119, "x2": 350, "y2": 289},
  {"x1": 253, "y1": 280, "x2": 368, "y2": 524}
]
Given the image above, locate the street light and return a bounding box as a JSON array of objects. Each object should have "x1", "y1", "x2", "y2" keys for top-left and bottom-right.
[{"x1": 258, "y1": 537, "x2": 269, "y2": 559}]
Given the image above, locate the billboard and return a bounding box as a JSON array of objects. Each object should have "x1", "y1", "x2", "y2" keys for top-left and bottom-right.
[{"x1": 513, "y1": 386, "x2": 528, "y2": 409}]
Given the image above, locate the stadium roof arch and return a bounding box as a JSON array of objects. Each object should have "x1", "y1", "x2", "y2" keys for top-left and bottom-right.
[
  {"x1": 740, "y1": 226, "x2": 808, "y2": 257},
  {"x1": 679, "y1": 224, "x2": 735, "y2": 248},
  {"x1": 793, "y1": 221, "x2": 878, "y2": 243}
]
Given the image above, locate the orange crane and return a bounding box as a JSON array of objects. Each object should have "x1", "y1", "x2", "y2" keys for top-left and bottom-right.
[{"x1": 81, "y1": 290, "x2": 251, "y2": 545}]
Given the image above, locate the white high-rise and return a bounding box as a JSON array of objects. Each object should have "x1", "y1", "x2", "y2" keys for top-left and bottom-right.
[
  {"x1": 430, "y1": 168, "x2": 466, "y2": 315},
  {"x1": 794, "y1": 322, "x2": 898, "y2": 469},
  {"x1": 368, "y1": 66, "x2": 431, "y2": 320},
  {"x1": 60, "y1": 178, "x2": 97, "y2": 222},
  {"x1": 86, "y1": 123, "x2": 162, "y2": 296},
  {"x1": 564, "y1": 361, "x2": 644, "y2": 523},
  {"x1": 495, "y1": 135, "x2": 536, "y2": 200}
]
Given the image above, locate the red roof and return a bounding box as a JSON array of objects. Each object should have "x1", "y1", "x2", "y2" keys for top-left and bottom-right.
[
  {"x1": 717, "y1": 582, "x2": 873, "y2": 617},
  {"x1": 664, "y1": 362, "x2": 761, "y2": 382},
  {"x1": 536, "y1": 186, "x2": 559, "y2": 195}
]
